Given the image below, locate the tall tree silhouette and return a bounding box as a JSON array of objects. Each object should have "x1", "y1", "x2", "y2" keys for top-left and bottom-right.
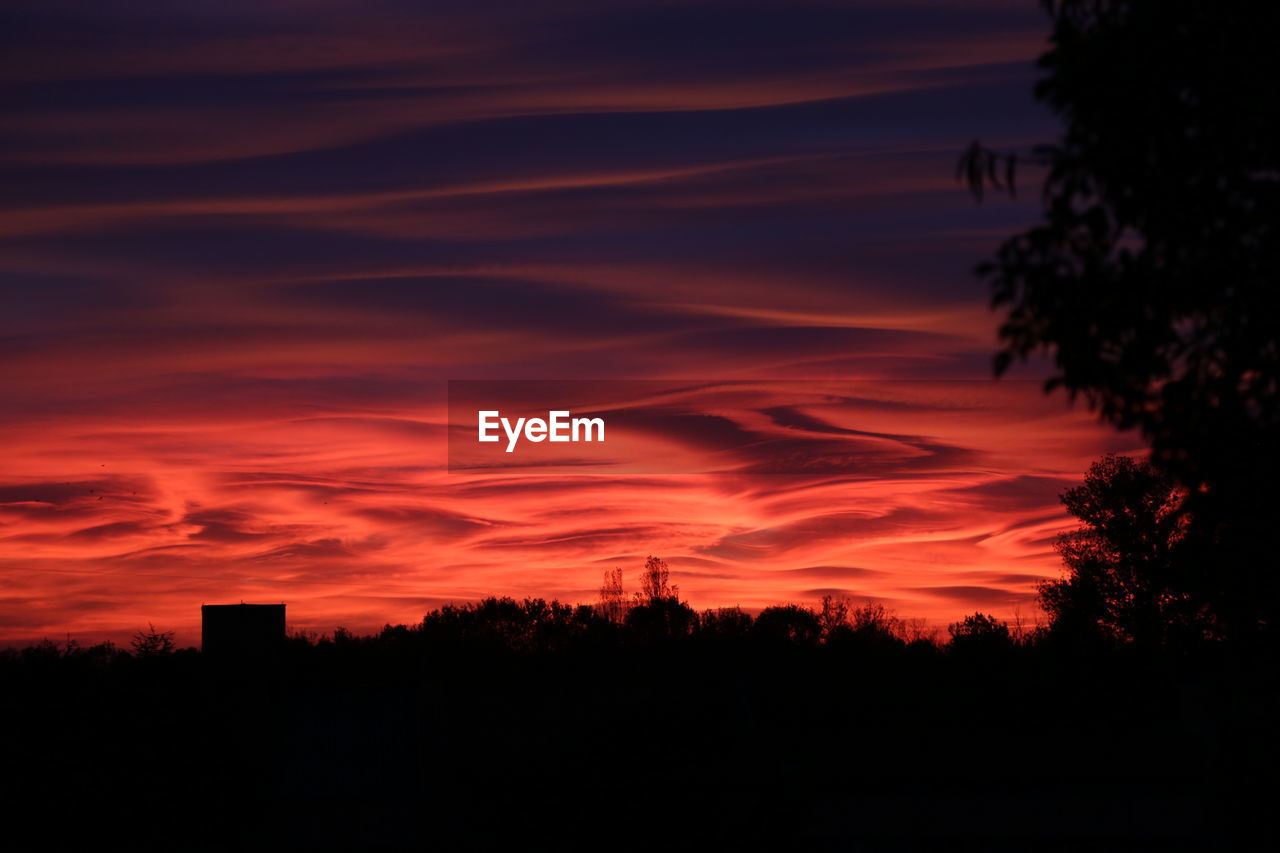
[
  {"x1": 966, "y1": 1, "x2": 1280, "y2": 641},
  {"x1": 636, "y1": 556, "x2": 677, "y2": 604},
  {"x1": 598, "y1": 567, "x2": 627, "y2": 623},
  {"x1": 625, "y1": 556, "x2": 695, "y2": 639},
  {"x1": 1040, "y1": 455, "x2": 1199, "y2": 645}
]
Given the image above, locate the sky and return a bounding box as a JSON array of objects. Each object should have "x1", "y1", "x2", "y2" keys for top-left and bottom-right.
[{"x1": 0, "y1": 1, "x2": 1141, "y2": 646}]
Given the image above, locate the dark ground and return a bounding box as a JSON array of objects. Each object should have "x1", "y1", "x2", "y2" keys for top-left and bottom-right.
[{"x1": 2, "y1": 624, "x2": 1276, "y2": 851}]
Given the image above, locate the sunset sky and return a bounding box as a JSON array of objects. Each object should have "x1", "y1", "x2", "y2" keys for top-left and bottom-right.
[{"x1": 0, "y1": 1, "x2": 1141, "y2": 645}]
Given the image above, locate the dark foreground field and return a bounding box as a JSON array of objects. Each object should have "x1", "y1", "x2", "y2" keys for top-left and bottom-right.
[{"x1": 3, "y1": 608, "x2": 1276, "y2": 851}]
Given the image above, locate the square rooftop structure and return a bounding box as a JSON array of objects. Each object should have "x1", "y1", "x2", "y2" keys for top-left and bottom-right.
[{"x1": 201, "y1": 603, "x2": 285, "y2": 656}]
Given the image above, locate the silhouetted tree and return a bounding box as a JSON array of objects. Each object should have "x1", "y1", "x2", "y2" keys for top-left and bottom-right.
[
  {"x1": 849, "y1": 602, "x2": 903, "y2": 647},
  {"x1": 1039, "y1": 455, "x2": 1201, "y2": 645},
  {"x1": 753, "y1": 605, "x2": 821, "y2": 646},
  {"x1": 625, "y1": 597, "x2": 698, "y2": 640},
  {"x1": 419, "y1": 596, "x2": 601, "y2": 653},
  {"x1": 131, "y1": 623, "x2": 175, "y2": 657},
  {"x1": 899, "y1": 617, "x2": 941, "y2": 647},
  {"x1": 620, "y1": 556, "x2": 696, "y2": 639},
  {"x1": 817, "y1": 594, "x2": 851, "y2": 641},
  {"x1": 965, "y1": 1, "x2": 1280, "y2": 642},
  {"x1": 636, "y1": 555, "x2": 678, "y2": 604},
  {"x1": 698, "y1": 607, "x2": 754, "y2": 640},
  {"x1": 948, "y1": 613, "x2": 1013, "y2": 652},
  {"x1": 599, "y1": 566, "x2": 627, "y2": 623}
]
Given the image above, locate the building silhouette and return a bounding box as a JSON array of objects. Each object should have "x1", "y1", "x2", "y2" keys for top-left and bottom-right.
[{"x1": 201, "y1": 603, "x2": 285, "y2": 657}]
